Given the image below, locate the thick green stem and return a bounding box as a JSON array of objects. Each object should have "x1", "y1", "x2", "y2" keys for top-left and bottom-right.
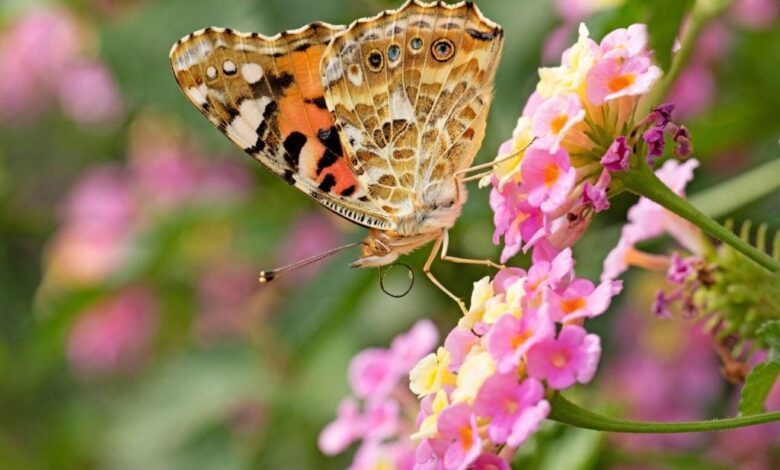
[
  {"x1": 622, "y1": 161, "x2": 780, "y2": 273},
  {"x1": 549, "y1": 394, "x2": 780, "y2": 433}
]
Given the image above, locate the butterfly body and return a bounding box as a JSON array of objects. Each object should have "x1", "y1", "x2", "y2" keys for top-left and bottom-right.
[{"x1": 170, "y1": 0, "x2": 502, "y2": 270}]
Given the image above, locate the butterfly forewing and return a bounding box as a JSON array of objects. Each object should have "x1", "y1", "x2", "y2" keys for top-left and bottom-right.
[
  {"x1": 169, "y1": 25, "x2": 393, "y2": 229},
  {"x1": 320, "y1": 1, "x2": 503, "y2": 219}
]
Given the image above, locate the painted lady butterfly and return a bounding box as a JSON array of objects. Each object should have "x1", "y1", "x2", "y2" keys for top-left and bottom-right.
[{"x1": 170, "y1": 0, "x2": 503, "y2": 307}]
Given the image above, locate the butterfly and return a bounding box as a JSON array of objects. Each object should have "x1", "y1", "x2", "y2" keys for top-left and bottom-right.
[{"x1": 169, "y1": 0, "x2": 504, "y2": 308}]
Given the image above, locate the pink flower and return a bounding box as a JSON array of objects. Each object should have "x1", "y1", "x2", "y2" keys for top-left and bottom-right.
[
  {"x1": 490, "y1": 183, "x2": 544, "y2": 263},
  {"x1": 391, "y1": 319, "x2": 440, "y2": 371},
  {"x1": 523, "y1": 248, "x2": 574, "y2": 307},
  {"x1": 319, "y1": 398, "x2": 363, "y2": 455},
  {"x1": 471, "y1": 453, "x2": 511, "y2": 470},
  {"x1": 545, "y1": 278, "x2": 622, "y2": 322},
  {"x1": 349, "y1": 348, "x2": 399, "y2": 401},
  {"x1": 319, "y1": 399, "x2": 401, "y2": 456},
  {"x1": 444, "y1": 328, "x2": 479, "y2": 371},
  {"x1": 58, "y1": 61, "x2": 124, "y2": 126},
  {"x1": 526, "y1": 325, "x2": 601, "y2": 389},
  {"x1": 67, "y1": 287, "x2": 157, "y2": 377},
  {"x1": 603, "y1": 159, "x2": 703, "y2": 281},
  {"x1": 349, "y1": 441, "x2": 414, "y2": 470},
  {"x1": 0, "y1": 8, "x2": 84, "y2": 122},
  {"x1": 586, "y1": 55, "x2": 661, "y2": 105},
  {"x1": 46, "y1": 225, "x2": 131, "y2": 287},
  {"x1": 582, "y1": 170, "x2": 611, "y2": 212},
  {"x1": 520, "y1": 145, "x2": 576, "y2": 213},
  {"x1": 531, "y1": 93, "x2": 585, "y2": 152},
  {"x1": 473, "y1": 375, "x2": 550, "y2": 447},
  {"x1": 667, "y1": 65, "x2": 715, "y2": 119},
  {"x1": 486, "y1": 311, "x2": 554, "y2": 373},
  {"x1": 277, "y1": 212, "x2": 342, "y2": 282},
  {"x1": 599, "y1": 24, "x2": 649, "y2": 59},
  {"x1": 667, "y1": 252, "x2": 696, "y2": 284},
  {"x1": 61, "y1": 165, "x2": 134, "y2": 235},
  {"x1": 600, "y1": 136, "x2": 631, "y2": 172},
  {"x1": 731, "y1": 0, "x2": 779, "y2": 29},
  {"x1": 437, "y1": 404, "x2": 482, "y2": 470}
]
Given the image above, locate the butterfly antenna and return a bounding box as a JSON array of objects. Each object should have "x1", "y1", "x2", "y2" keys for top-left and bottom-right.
[{"x1": 258, "y1": 241, "x2": 365, "y2": 284}]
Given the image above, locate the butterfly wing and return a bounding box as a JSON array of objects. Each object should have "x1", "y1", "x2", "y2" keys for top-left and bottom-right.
[
  {"x1": 320, "y1": 0, "x2": 503, "y2": 219},
  {"x1": 170, "y1": 25, "x2": 393, "y2": 229}
]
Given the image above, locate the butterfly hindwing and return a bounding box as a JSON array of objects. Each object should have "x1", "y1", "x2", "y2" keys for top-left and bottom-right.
[
  {"x1": 170, "y1": 25, "x2": 393, "y2": 229},
  {"x1": 321, "y1": 0, "x2": 504, "y2": 218}
]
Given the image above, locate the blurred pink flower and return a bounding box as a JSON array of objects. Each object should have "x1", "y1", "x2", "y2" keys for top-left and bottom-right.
[
  {"x1": 731, "y1": 0, "x2": 779, "y2": 29},
  {"x1": 666, "y1": 65, "x2": 716, "y2": 119},
  {"x1": 277, "y1": 212, "x2": 342, "y2": 282},
  {"x1": 58, "y1": 61, "x2": 124, "y2": 126},
  {"x1": 47, "y1": 166, "x2": 135, "y2": 286},
  {"x1": 130, "y1": 140, "x2": 203, "y2": 208},
  {"x1": 486, "y1": 311, "x2": 554, "y2": 374},
  {"x1": 349, "y1": 348, "x2": 399, "y2": 401},
  {"x1": 0, "y1": 7, "x2": 83, "y2": 122},
  {"x1": 67, "y1": 286, "x2": 157, "y2": 377},
  {"x1": 195, "y1": 261, "x2": 262, "y2": 341},
  {"x1": 61, "y1": 165, "x2": 134, "y2": 235}
]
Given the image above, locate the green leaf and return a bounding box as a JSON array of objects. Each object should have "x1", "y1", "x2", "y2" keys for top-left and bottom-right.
[
  {"x1": 757, "y1": 320, "x2": 780, "y2": 356},
  {"x1": 738, "y1": 361, "x2": 780, "y2": 416},
  {"x1": 645, "y1": 0, "x2": 694, "y2": 72}
]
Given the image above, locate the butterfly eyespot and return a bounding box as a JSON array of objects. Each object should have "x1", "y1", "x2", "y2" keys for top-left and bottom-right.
[
  {"x1": 431, "y1": 38, "x2": 455, "y2": 62},
  {"x1": 366, "y1": 49, "x2": 384, "y2": 72},
  {"x1": 387, "y1": 44, "x2": 401, "y2": 62},
  {"x1": 410, "y1": 37, "x2": 423, "y2": 51},
  {"x1": 222, "y1": 59, "x2": 237, "y2": 75}
]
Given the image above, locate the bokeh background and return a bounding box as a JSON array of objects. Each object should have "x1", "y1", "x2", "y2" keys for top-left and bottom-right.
[{"x1": 0, "y1": 0, "x2": 778, "y2": 468}]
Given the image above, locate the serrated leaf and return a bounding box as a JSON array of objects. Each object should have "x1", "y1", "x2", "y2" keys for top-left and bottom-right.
[
  {"x1": 757, "y1": 320, "x2": 780, "y2": 353},
  {"x1": 646, "y1": 0, "x2": 694, "y2": 71},
  {"x1": 738, "y1": 361, "x2": 780, "y2": 416}
]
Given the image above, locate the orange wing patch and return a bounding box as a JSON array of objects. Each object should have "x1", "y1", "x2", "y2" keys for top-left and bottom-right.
[{"x1": 170, "y1": 25, "x2": 393, "y2": 229}]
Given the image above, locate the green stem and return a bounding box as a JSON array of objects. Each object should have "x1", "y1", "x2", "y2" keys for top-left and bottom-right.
[
  {"x1": 548, "y1": 394, "x2": 780, "y2": 433},
  {"x1": 622, "y1": 161, "x2": 780, "y2": 273}
]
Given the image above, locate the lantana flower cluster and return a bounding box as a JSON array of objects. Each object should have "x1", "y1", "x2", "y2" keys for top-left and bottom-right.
[
  {"x1": 602, "y1": 158, "x2": 780, "y2": 367},
  {"x1": 406, "y1": 249, "x2": 621, "y2": 469},
  {"x1": 487, "y1": 23, "x2": 691, "y2": 263},
  {"x1": 319, "y1": 320, "x2": 439, "y2": 470}
]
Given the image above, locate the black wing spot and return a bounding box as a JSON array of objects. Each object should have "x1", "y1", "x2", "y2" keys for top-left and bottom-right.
[
  {"x1": 306, "y1": 96, "x2": 328, "y2": 109},
  {"x1": 283, "y1": 170, "x2": 296, "y2": 185},
  {"x1": 316, "y1": 127, "x2": 343, "y2": 175},
  {"x1": 466, "y1": 28, "x2": 496, "y2": 42},
  {"x1": 283, "y1": 131, "x2": 307, "y2": 169},
  {"x1": 340, "y1": 185, "x2": 356, "y2": 197},
  {"x1": 268, "y1": 71, "x2": 294, "y2": 93},
  {"x1": 318, "y1": 174, "x2": 336, "y2": 192}
]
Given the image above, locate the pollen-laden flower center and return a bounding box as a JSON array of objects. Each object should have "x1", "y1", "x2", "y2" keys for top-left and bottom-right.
[
  {"x1": 550, "y1": 114, "x2": 569, "y2": 135},
  {"x1": 511, "y1": 329, "x2": 533, "y2": 349},
  {"x1": 552, "y1": 350, "x2": 569, "y2": 368},
  {"x1": 504, "y1": 398, "x2": 519, "y2": 415},
  {"x1": 607, "y1": 73, "x2": 636, "y2": 93},
  {"x1": 459, "y1": 424, "x2": 475, "y2": 450},
  {"x1": 561, "y1": 297, "x2": 586, "y2": 314},
  {"x1": 543, "y1": 163, "x2": 561, "y2": 188}
]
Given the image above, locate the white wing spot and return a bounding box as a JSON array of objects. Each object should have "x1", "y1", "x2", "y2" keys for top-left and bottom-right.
[
  {"x1": 347, "y1": 64, "x2": 363, "y2": 86},
  {"x1": 241, "y1": 62, "x2": 263, "y2": 84},
  {"x1": 222, "y1": 60, "x2": 237, "y2": 74},
  {"x1": 206, "y1": 66, "x2": 217, "y2": 80}
]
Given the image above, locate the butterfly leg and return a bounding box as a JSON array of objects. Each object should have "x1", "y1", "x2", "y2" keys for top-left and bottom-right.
[
  {"x1": 439, "y1": 230, "x2": 504, "y2": 270},
  {"x1": 424, "y1": 235, "x2": 468, "y2": 314}
]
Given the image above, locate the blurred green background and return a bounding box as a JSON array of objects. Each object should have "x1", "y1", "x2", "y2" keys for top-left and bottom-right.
[{"x1": 0, "y1": 0, "x2": 777, "y2": 468}]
